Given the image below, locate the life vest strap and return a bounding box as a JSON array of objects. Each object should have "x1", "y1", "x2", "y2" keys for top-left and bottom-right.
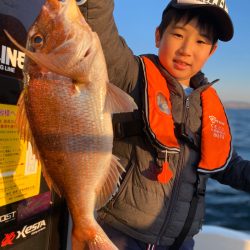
[
  {"x1": 113, "y1": 117, "x2": 200, "y2": 153},
  {"x1": 154, "y1": 149, "x2": 167, "y2": 170},
  {"x1": 169, "y1": 173, "x2": 207, "y2": 250},
  {"x1": 113, "y1": 119, "x2": 143, "y2": 140}
]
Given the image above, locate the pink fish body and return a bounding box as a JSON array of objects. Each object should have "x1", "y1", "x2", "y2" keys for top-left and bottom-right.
[{"x1": 5, "y1": 0, "x2": 137, "y2": 249}]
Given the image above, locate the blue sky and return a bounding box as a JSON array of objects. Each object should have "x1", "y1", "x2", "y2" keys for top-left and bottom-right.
[{"x1": 114, "y1": 0, "x2": 250, "y2": 102}]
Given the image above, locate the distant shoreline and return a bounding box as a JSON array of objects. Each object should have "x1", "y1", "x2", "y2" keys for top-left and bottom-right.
[{"x1": 223, "y1": 101, "x2": 250, "y2": 109}]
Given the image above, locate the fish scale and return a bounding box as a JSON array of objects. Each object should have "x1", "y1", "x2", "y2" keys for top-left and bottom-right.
[{"x1": 27, "y1": 79, "x2": 112, "y2": 156}]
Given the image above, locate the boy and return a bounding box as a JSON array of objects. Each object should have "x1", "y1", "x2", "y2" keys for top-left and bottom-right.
[{"x1": 80, "y1": 0, "x2": 250, "y2": 249}]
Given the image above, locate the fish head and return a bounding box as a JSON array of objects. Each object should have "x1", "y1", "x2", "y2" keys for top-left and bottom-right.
[{"x1": 5, "y1": 0, "x2": 106, "y2": 84}]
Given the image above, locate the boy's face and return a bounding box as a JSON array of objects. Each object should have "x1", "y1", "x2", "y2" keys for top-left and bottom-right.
[{"x1": 155, "y1": 17, "x2": 217, "y2": 86}]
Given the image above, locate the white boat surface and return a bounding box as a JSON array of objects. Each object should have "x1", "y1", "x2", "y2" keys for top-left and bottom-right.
[
  {"x1": 194, "y1": 225, "x2": 250, "y2": 250},
  {"x1": 67, "y1": 218, "x2": 250, "y2": 250}
]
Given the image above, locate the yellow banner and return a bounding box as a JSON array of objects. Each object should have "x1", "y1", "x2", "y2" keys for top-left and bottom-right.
[{"x1": 0, "y1": 104, "x2": 41, "y2": 207}]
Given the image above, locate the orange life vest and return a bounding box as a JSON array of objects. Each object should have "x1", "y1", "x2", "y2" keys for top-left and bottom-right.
[{"x1": 140, "y1": 55, "x2": 232, "y2": 174}]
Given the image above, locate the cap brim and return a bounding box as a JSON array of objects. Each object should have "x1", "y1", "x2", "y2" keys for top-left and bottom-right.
[{"x1": 170, "y1": 3, "x2": 234, "y2": 41}]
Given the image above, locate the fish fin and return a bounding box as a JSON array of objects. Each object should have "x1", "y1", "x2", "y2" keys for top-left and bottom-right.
[
  {"x1": 16, "y1": 91, "x2": 62, "y2": 197},
  {"x1": 72, "y1": 223, "x2": 118, "y2": 250},
  {"x1": 16, "y1": 91, "x2": 32, "y2": 143},
  {"x1": 16, "y1": 91, "x2": 42, "y2": 165},
  {"x1": 95, "y1": 155, "x2": 125, "y2": 210},
  {"x1": 41, "y1": 164, "x2": 62, "y2": 197},
  {"x1": 104, "y1": 83, "x2": 138, "y2": 114},
  {"x1": 87, "y1": 228, "x2": 118, "y2": 250}
]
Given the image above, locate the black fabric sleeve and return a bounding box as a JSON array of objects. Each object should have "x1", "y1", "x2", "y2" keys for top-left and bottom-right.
[
  {"x1": 80, "y1": 0, "x2": 140, "y2": 93},
  {"x1": 211, "y1": 149, "x2": 250, "y2": 193}
]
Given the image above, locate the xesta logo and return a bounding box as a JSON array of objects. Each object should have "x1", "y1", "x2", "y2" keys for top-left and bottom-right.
[
  {"x1": 0, "y1": 220, "x2": 46, "y2": 248},
  {"x1": 1, "y1": 232, "x2": 16, "y2": 247},
  {"x1": 16, "y1": 220, "x2": 46, "y2": 239},
  {"x1": 0, "y1": 45, "x2": 25, "y2": 73}
]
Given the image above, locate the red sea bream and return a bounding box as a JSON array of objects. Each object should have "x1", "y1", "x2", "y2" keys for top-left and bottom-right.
[{"x1": 4, "y1": 0, "x2": 137, "y2": 249}]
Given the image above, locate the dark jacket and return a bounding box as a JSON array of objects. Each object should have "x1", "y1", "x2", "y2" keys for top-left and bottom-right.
[{"x1": 80, "y1": 0, "x2": 250, "y2": 246}]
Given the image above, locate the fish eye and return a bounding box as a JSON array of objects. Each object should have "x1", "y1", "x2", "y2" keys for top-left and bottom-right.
[
  {"x1": 76, "y1": 0, "x2": 87, "y2": 5},
  {"x1": 31, "y1": 34, "x2": 44, "y2": 49},
  {"x1": 34, "y1": 36, "x2": 43, "y2": 44}
]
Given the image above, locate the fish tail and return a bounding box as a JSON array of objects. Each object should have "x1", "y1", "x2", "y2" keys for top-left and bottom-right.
[
  {"x1": 87, "y1": 227, "x2": 118, "y2": 250},
  {"x1": 71, "y1": 224, "x2": 118, "y2": 250}
]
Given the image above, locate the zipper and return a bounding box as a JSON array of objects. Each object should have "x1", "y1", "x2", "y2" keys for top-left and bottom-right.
[{"x1": 155, "y1": 96, "x2": 190, "y2": 245}]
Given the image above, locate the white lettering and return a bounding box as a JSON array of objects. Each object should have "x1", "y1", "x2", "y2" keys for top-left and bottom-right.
[
  {"x1": 16, "y1": 220, "x2": 46, "y2": 239},
  {"x1": 17, "y1": 51, "x2": 25, "y2": 69},
  {"x1": 4, "y1": 65, "x2": 15, "y2": 73},
  {"x1": 6, "y1": 47, "x2": 17, "y2": 67},
  {"x1": 177, "y1": 0, "x2": 228, "y2": 12},
  {"x1": 0, "y1": 45, "x2": 25, "y2": 70},
  {"x1": 0, "y1": 211, "x2": 16, "y2": 223},
  {"x1": 0, "y1": 45, "x2": 6, "y2": 64}
]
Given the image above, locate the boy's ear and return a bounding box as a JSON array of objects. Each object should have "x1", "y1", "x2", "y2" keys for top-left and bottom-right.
[{"x1": 155, "y1": 27, "x2": 161, "y2": 48}]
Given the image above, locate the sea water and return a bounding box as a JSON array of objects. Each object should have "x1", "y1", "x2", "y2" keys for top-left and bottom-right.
[{"x1": 205, "y1": 109, "x2": 250, "y2": 233}]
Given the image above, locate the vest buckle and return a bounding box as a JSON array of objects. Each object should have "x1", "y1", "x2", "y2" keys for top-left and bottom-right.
[{"x1": 195, "y1": 174, "x2": 207, "y2": 197}]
